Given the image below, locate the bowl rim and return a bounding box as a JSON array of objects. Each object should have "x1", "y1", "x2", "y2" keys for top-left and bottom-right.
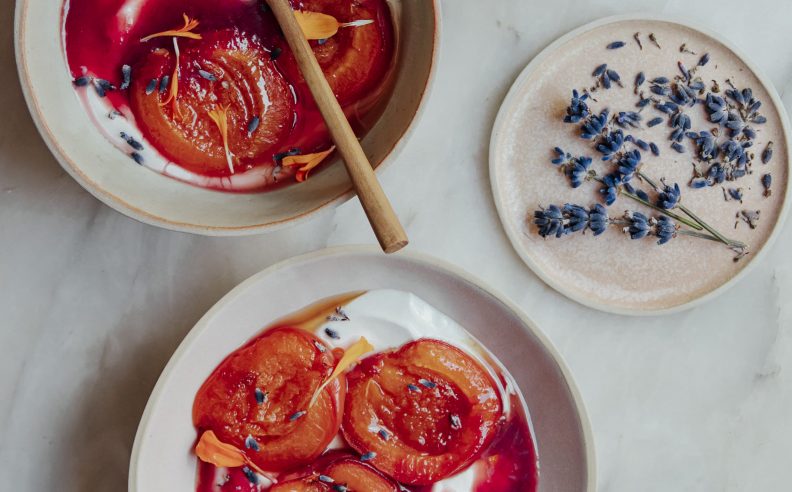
[
  {"x1": 127, "y1": 245, "x2": 597, "y2": 491},
  {"x1": 489, "y1": 12, "x2": 792, "y2": 316},
  {"x1": 13, "y1": 0, "x2": 442, "y2": 236}
]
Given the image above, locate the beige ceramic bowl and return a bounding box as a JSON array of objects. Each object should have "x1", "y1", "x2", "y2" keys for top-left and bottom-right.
[
  {"x1": 129, "y1": 246, "x2": 595, "y2": 491},
  {"x1": 15, "y1": 0, "x2": 439, "y2": 234}
]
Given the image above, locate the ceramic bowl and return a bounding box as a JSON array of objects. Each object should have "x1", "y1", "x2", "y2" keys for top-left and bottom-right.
[
  {"x1": 129, "y1": 246, "x2": 595, "y2": 491},
  {"x1": 15, "y1": 1, "x2": 439, "y2": 234}
]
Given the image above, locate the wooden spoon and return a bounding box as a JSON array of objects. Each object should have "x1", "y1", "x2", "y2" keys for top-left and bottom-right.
[{"x1": 266, "y1": 0, "x2": 408, "y2": 254}]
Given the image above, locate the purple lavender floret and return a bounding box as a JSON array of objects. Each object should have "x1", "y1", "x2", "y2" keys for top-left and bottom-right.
[
  {"x1": 589, "y1": 204, "x2": 609, "y2": 235},
  {"x1": 625, "y1": 211, "x2": 650, "y2": 239},
  {"x1": 580, "y1": 109, "x2": 608, "y2": 139},
  {"x1": 600, "y1": 173, "x2": 622, "y2": 205},
  {"x1": 705, "y1": 93, "x2": 729, "y2": 125},
  {"x1": 534, "y1": 205, "x2": 566, "y2": 238},
  {"x1": 657, "y1": 182, "x2": 681, "y2": 209},
  {"x1": 616, "y1": 149, "x2": 641, "y2": 181},
  {"x1": 596, "y1": 129, "x2": 625, "y2": 160},
  {"x1": 563, "y1": 89, "x2": 590, "y2": 123},
  {"x1": 615, "y1": 111, "x2": 641, "y2": 129},
  {"x1": 568, "y1": 156, "x2": 593, "y2": 188},
  {"x1": 654, "y1": 216, "x2": 677, "y2": 245},
  {"x1": 688, "y1": 130, "x2": 718, "y2": 160}
]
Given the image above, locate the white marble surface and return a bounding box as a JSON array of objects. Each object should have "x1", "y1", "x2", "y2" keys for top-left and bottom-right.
[{"x1": 2, "y1": 0, "x2": 792, "y2": 490}]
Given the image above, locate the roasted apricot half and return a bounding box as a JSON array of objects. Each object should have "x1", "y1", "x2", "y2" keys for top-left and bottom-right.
[
  {"x1": 322, "y1": 456, "x2": 399, "y2": 492},
  {"x1": 193, "y1": 326, "x2": 344, "y2": 472},
  {"x1": 130, "y1": 29, "x2": 293, "y2": 176},
  {"x1": 282, "y1": 0, "x2": 394, "y2": 106},
  {"x1": 269, "y1": 477, "x2": 331, "y2": 492},
  {"x1": 341, "y1": 339, "x2": 503, "y2": 485}
]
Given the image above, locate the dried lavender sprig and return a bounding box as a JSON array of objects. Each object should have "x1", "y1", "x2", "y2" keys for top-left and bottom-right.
[
  {"x1": 534, "y1": 205, "x2": 678, "y2": 245},
  {"x1": 637, "y1": 171, "x2": 745, "y2": 249},
  {"x1": 591, "y1": 175, "x2": 702, "y2": 229}
]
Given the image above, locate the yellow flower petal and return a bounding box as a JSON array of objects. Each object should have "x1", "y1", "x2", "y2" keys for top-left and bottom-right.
[
  {"x1": 207, "y1": 105, "x2": 235, "y2": 174},
  {"x1": 309, "y1": 336, "x2": 374, "y2": 407},
  {"x1": 282, "y1": 146, "x2": 335, "y2": 178},
  {"x1": 195, "y1": 430, "x2": 246, "y2": 469},
  {"x1": 141, "y1": 13, "x2": 202, "y2": 42},
  {"x1": 294, "y1": 11, "x2": 340, "y2": 40}
]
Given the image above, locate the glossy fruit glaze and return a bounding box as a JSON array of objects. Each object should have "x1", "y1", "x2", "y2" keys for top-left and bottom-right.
[
  {"x1": 63, "y1": 0, "x2": 394, "y2": 191},
  {"x1": 192, "y1": 295, "x2": 538, "y2": 491}
]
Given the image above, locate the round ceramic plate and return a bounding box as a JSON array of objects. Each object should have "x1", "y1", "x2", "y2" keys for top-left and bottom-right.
[
  {"x1": 129, "y1": 246, "x2": 594, "y2": 491},
  {"x1": 490, "y1": 14, "x2": 791, "y2": 315}
]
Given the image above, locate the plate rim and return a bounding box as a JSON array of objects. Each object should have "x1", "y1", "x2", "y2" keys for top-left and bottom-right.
[
  {"x1": 489, "y1": 12, "x2": 792, "y2": 316},
  {"x1": 127, "y1": 245, "x2": 596, "y2": 491},
  {"x1": 13, "y1": 0, "x2": 442, "y2": 236}
]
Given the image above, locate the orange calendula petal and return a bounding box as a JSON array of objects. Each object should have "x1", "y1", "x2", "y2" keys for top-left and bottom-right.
[
  {"x1": 282, "y1": 146, "x2": 335, "y2": 181},
  {"x1": 294, "y1": 11, "x2": 340, "y2": 40},
  {"x1": 309, "y1": 336, "x2": 373, "y2": 407},
  {"x1": 141, "y1": 13, "x2": 202, "y2": 42},
  {"x1": 293, "y1": 11, "x2": 373, "y2": 40},
  {"x1": 207, "y1": 105, "x2": 234, "y2": 174},
  {"x1": 195, "y1": 430, "x2": 271, "y2": 478},
  {"x1": 159, "y1": 39, "x2": 182, "y2": 117},
  {"x1": 195, "y1": 430, "x2": 247, "y2": 468}
]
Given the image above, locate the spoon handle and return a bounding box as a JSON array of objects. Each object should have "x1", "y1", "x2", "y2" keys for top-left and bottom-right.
[{"x1": 266, "y1": 0, "x2": 408, "y2": 253}]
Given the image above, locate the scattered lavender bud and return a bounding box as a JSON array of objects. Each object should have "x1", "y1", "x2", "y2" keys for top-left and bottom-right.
[
  {"x1": 289, "y1": 411, "x2": 306, "y2": 421},
  {"x1": 762, "y1": 141, "x2": 774, "y2": 164},
  {"x1": 119, "y1": 131, "x2": 143, "y2": 151},
  {"x1": 360, "y1": 452, "x2": 377, "y2": 462},
  {"x1": 159, "y1": 75, "x2": 170, "y2": 93},
  {"x1": 671, "y1": 142, "x2": 685, "y2": 153},
  {"x1": 418, "y1": 378, "x2": 437, "y2": 389},
  {"x1": 198, "y1": 69, "x2": 217, "y2": 81},
  {"x1": 698, "y1": 53, "x2": 710, "y2": 66},
  {"x1": 241, "y1": 466, "x2": 258, "y2": 485},
  {"x1": 244, "y1": 435, "x2": 260, "y2": 451},
  {"x1": 73, "y1": 75, "x2": 91, "y2": 87},
  {"x1": 324, "y1": 327, "x2": 340, "y2": 339},
  {"x1": 254, "y1": 388, "x2": 267, "y2": 404},
  {"x1": 145, "y1": 78, "x2": 158, "y2": 95},
  {"x1": 607, "y1": 41, "x2": 626, "y2": 49},
  {"x1": 690, "y1": 177, "x2": 708, "y2": 189},
  {"x1": 650, "y1": 142, "x2": 660, "y2": 156},
  {"x1": 728, "y1": 188, "x2": 743, "y2": 202},
  {"x1": 647, "y1": 117, "x2": 664, "y2": 127},
  {"x1": 93, "y1": 78, "x2": 113, "y2": 97},
  {"x1": 270, "y1": 46, "x2": 282, "y2": 60},
  {"x1": 130, "y1": 152, "x2": 144, "y2": 165},
  {"x1": 592, "y1": 64, "x2": 608, "y2": 77},
  {"x1": 120, "y1": 64, "x2": 132, "y2": 90},
  {"x1": 247, "y1": 116, "x2": 260, "y2": 136},
  {"x1": 762, "y1": 173, "x2": 772, "y2": 197}
]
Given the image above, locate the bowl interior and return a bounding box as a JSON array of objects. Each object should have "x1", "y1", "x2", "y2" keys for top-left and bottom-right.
[
  {"x1": 129, "y1": 248, "x2": 594, "y2": 491},
  {"x1": 16, "y1": 0, "x2": 437, "y2": 233}
]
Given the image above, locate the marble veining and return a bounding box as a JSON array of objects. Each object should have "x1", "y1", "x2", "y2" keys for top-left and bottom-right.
[{"x1": 2, "y1": 0, "x2": 792, "y2": 491}]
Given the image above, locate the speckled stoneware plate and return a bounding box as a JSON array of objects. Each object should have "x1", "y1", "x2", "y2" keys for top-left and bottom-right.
[
  {"x1": 129, "y1": 246, "x2": 595, "y2": 491},
  {"x1": 490, "y1": 14, "x2": 791, "y2": 315}
]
